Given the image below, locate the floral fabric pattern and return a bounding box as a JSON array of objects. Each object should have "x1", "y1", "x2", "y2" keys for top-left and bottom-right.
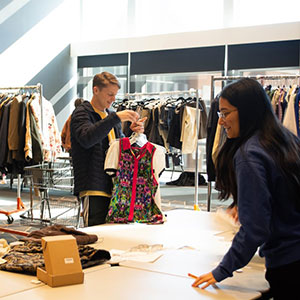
[
  {"x1": 30, "y1": 95, "x2": 61, "y2": 161},
  {"x1": 106, "y1": 138, "x2": 163, "y2": 224}
]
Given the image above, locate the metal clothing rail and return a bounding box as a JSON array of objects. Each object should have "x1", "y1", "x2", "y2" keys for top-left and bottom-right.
[
  {"x1": 0, "y1": 83, "x2": 43, "y2": 130},
  {"x1": 0, "y1": 84, "x2": 42, "y2": 90},
  {"x1": 212, "y1": 74, "x2": 300, "y2": 81},
  {"x1": 207, "y1": 74, "x2": 300, "y2": 211},
  {"x1": 124, "y1": 88, "x2": 197, "y2": 98},
  {"x1": 0, "y1": 84, "x2": 42, "y2": 231},
  {"x1": 123, "y1": 88, "x2": 203, "y2": 211},
  {"x1": 0, "y1": 84, "x2": 43, "y2": 133}
]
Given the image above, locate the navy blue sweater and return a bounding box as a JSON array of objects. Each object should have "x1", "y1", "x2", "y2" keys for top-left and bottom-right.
[{"x1": 212, "y1": 134, "x2": 300, "y2": 282}]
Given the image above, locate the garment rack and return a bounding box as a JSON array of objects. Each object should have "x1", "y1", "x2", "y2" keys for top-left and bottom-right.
[
  {"x1": 0, "y1": 84, "x2": 43, "y2": 132},
  {"x1": 125, "y1": 89, "x2": 196, "y2": 97},
  {"x1": 0, "y1": 84, "x2": 42, "y2": 235},
  {"x1": 207, "y1": 74, "x2": 300, "y2": 211},
  {"x1": 124, "y1": 88, "x2": 203, "y2": 211}
]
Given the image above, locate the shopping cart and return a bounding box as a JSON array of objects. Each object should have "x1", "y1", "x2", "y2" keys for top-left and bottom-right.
[{"x1": 20, "y1": 160, "x2": 80, "y2": 228}]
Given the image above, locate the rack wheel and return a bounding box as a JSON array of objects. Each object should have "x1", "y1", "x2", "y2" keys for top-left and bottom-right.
[{"x1": 7, "y1": 215, "x2": 14, "y2": 224}]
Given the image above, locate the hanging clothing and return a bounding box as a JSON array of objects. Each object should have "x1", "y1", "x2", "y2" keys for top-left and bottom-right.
[
  {"x1": 105, "y1": 138, "x2": 166, "y2": 209},
  {"x1": 0, "y1": 88, "x2": 61, "y2": 178},
  {"x1": 211, "y1": 123, "x2": 227, "y2": 165},
  {"x1": 167, "y1": 105, "x2": 184, "y2": 150},
  {"x1": 198, "y1": 99, "x2": 208, "y2": 139},
  {"x1": 167, "y1": 99, "x2": 207, "y2": 151},
  {"x1": 0, "y1": 93, "x2": 43, "y2": 174},
  {"x1": 24, "y1": 95, "x2": 43, "y2": 163},
  {"x1": 105, "y1": 137, "x2": 164, "y2": 224},
  {"x1": 295, "y1": 90, "x2": 300, "y2": 137},
  {"x1": 0, "y1": 100, "x2": 11, "y2": 169},
  {"x1": 158, "y1": 103, "x2": 174, "y2": 152},
  {"x1": 283, "y1": 92, "x2": 298, "y2": 136},
  {"x1": 115, "y1": 97, "x2": 208, "y2": 153},
  {"x1": 6, "y1": 95, "x2": 29, "y2": 174},
  {"x1": 7, "y1": 95, "x2": 23, "y2": 161},
  {"x1": 30, "y1": 96, "x2": 61, "y2": 161},
  {"x1": 147, "y1": 106, "x2": 164, "y2": 147},
  {"x1": 206, "y1": 96, "x2": 219, "y2": 182},
  {"x1": 280, "y1": 87, "x2": 300, "y2": 137},
  {"x1": 180, "y1": 106, "x2": 201, "y2": 154},
  {"x1": 18, "y1": 97, "x2": 29, "y2": 161}
]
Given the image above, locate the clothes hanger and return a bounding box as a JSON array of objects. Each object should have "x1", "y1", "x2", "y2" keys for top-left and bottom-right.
[
  {"x1": 128, "y1": 103, "x2": 148, "y2": 147},
  {"x1": 129, "y1": 132, "x2": 148, "y2": 147}
]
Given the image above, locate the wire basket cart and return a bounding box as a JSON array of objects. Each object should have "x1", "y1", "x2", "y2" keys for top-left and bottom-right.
[{"x1": 20, "y1": 160, "x2": 81, "y2": 228}]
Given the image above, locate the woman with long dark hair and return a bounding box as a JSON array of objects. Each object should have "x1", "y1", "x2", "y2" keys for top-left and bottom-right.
[{"x1": 190, "y1": 78, "x2": 300, "y2": 299}]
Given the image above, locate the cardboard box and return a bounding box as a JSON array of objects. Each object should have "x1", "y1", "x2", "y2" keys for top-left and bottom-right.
[{"x1": 37, "y1": 235, "x2": 84, "y2": 287}]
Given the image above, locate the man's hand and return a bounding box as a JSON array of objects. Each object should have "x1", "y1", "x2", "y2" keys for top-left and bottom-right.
[
  {"x1": 116, "y1": 110, "x2": 140, "y2": 123},
  {"x1": 130, "y1": 117, "x2": 147, "y2": 133}
]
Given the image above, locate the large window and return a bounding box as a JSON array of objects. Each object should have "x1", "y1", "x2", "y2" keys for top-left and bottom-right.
[
  {"x1": 79, "y1": 0, "x2": 300, "y2": 42},
  {"x1": 79, "y1": 0, "x2": 128, "y2": 41},
  {"x1": 133, "y1": 0, "x2": 224, "y2": 36},
  {"x1": 231, "y1": 0, "x2": 300, "y2": 28},
  {"x1": 77, "y1": 66, "x2": 128, "y2": 100}
]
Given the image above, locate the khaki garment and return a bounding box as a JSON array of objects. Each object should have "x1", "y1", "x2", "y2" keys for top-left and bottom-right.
[
  {"x1": 180, "y1": 106, "x2": 200, "y2": 154},
  {"x1": 212, "y1": 123, "x2": 227, "y2": 165},
  {"x1": 7, "y1": 95, "x2": 23, "y2": 160}
]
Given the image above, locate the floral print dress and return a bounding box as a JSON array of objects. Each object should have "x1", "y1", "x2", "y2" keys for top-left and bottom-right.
[{"x1": 106, "y1": 138, "x2": 163, "y2": 224}]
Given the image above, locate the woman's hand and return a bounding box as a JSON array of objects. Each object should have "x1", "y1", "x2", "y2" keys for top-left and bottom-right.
[
  {"x1": 189, "y1": 272, "x2": 217, "y2": 289},
  {"x1": 130, "y1": 117, "x2": 147, "y2": 133},
  {"x1": 226, "y1": 205, "x2": 239, "y2": 224}
]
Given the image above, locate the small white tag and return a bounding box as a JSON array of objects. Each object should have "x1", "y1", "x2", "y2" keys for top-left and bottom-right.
[
  {"x1": 31, "y1": 279, "x2": 41, "y2": 284},
  {"x1": 64, "y1": 257, "x2": 74, "y2": 264}
]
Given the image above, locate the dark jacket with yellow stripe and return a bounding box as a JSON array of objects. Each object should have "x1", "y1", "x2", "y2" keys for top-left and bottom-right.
[{"x1": 70, "y1": 101, "x2": 123, "y2": 196}]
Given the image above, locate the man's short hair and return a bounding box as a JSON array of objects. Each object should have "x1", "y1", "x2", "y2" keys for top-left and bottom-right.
[{"x1": 92, "y1": 72, "x2": 121, "y2": 90}]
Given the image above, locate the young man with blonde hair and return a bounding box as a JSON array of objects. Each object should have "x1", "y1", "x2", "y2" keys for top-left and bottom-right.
[{"x1": 71, "y1": 72, "x2": 144, "y2": 226}]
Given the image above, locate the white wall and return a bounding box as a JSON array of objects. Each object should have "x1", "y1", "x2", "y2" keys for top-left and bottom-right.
[
  {"x1": 71, "y1": 21, "x2": 300, "y2": 57},
  {"x1": 0, "y1": 0, "x2": 80, "y2": 130}
]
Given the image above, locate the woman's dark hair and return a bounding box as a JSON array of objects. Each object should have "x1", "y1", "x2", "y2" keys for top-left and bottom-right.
[{"x1": 216, "y1": 78, "x2": 300, "y2": 204}]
